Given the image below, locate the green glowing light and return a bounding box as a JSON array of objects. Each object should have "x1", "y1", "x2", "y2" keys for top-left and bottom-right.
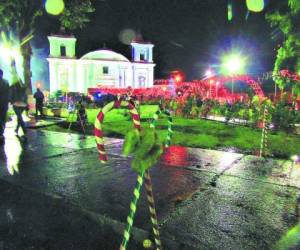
[
  {"x1": 20, "y1": 34, "x2": 34, "y2": 46},
  {"x1": 246, "y1": 0, "x2": 264, "y2": 12},
  {"x1": 0, "y1": 31, "x2": 24, "y2": 84},
  {"x1": 228, "y1": 3, "x2": 233, "y2": 21},
  {"x1": 143, "y1": 239, "x2": 152, "y2": 248},
  {"x1": 0, "y1": 44, "x2": 22, "y2": 65},
  {"x1": 45, "y1": 0, "x2": 65, "y2": 15},
  {"x1": 221, "y1": 53, "x2": 246, "y2": 75}
]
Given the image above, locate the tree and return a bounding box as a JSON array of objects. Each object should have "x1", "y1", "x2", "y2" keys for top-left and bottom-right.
[
  {"x1": 266, "y1": 0, "x2": 300, "y2": 96},
  {"x1": 0, "y1": 0, "x2": 94, "y2": 93}
]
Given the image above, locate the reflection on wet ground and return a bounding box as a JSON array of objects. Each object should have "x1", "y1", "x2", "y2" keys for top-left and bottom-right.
[{"x1": 0, "y1": 126, "x2": 299, "y2": 249}]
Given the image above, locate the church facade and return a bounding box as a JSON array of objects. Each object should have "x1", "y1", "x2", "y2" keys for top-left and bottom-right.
[{"x1": 47, "y1": 35, "x2": 155, "y2": 93}]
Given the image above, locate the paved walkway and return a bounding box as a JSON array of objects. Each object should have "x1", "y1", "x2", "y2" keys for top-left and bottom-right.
[{"x1": 0, "y1": 121, "x2": 299, "y2": 249}]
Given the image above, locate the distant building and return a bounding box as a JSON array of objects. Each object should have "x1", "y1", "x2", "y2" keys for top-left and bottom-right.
[{"x1": 47, "y1": 34, "x2": 155, "y2": 93}]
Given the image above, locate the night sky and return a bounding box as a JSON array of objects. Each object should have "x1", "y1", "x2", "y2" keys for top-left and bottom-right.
[{"x1": 35, "y1": 0, "x2": 283, "y2": 83}]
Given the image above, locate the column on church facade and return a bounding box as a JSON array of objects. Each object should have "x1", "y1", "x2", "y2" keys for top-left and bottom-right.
[
  {"x1": 67, "y1": 61, "x2": 74, "y2": 92},
  {"x1": 118, "y1": 66, "x2": 126, "y2": 88},
  {"x1": 148, "y1": 67, "x2": 154, "y2": 87},
  {"x1": 131, "y1": 65, "x2": 135, "y2": 88},
  {"x1": 146, "y1": 69, "x2": 150, "y2": 88},
  {"x1": 84, "y1": 64, "x2": 90, "y2": 90},
  {"x1": 73, "y1": 62, "x2": 78, "y2": 92},
  {"x1": 118, "y1": 67, "x2": 122, "y2": 88},
  {"x1": 49, "y1": 61, "x2": 59, "y2": 93},
  {"x1": 122, "y1": 67, "x2": 128, "y2": 88},
  {"x1": 148, "y1": 49, "x2": 153, "y2": 62}
]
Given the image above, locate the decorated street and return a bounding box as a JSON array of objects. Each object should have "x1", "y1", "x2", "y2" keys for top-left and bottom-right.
[{"x1": 0, "y1": 122, "x2": 299, "y2": 249}]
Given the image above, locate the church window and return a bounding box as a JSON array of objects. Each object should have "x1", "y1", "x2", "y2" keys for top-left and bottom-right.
[
  {"x1": 103, "y1": 66, "x2": 109, "y2": 74},
  {"x1": 139, "y1": 76, "x2": 146, "y2": 87},
  {"x1": 60, "y1": 46, "x2": 66, "y2": 57},
  {"x1": 140, "y1": 53, "x2": 145, "y2": 61}
]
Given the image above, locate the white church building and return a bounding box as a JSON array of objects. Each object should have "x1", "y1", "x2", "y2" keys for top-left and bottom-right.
[{"x1": 47, "y1": 34, "x2": 155, "y2": 93}]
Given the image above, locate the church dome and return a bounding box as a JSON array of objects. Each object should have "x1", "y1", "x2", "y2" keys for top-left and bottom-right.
[{"x1": 80, "y1": 49, "x2": 130, "y2": 62}]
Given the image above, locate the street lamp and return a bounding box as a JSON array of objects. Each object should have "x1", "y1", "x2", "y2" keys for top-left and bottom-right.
[
  {"x1": 224, "y1": 55, "x2": 245, "y2": 75},
  {"x1": 221, "y1": 53, "x2": 246, "y2": 95},
  {"x1": 205, "y1": 69, "x2": 213, "y2": 77},
  {"x1": 175, "y1": 75, "x2": 182, "y2": 83}
]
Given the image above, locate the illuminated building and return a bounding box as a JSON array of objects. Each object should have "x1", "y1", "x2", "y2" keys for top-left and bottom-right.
[{"x1": 47, "y1": 34, "x2": 155, "y2": 93}]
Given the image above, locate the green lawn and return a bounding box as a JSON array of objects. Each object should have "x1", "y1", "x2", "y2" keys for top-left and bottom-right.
[
  {"x1": 41, "y1": 105, "x2": 300, "y2": 159},
  {"x1": 58, "y1": 104, "x2": 158, "y2": 123}
]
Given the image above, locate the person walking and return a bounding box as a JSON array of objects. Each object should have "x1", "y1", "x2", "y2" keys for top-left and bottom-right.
[
  {"x1": 76, "y1": 100, "x2": 87, "y2": 124},
  {"x1": 9, "y1": 62, "x2": 28, "y2": 137},
  {"x1": 0, "y1": 69, "x2": 10, "y2": 144},
  {"x1": 33, "y1": 88, "x2": 44, "y2": 117}
]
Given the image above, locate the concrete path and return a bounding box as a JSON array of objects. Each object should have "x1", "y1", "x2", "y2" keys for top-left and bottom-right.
[{"x1": 0, "y1": 124, "x2": 299, "y2": 249}]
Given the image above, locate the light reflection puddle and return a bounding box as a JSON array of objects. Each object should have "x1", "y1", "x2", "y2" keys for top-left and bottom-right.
[{"x1": 4, "y1": 138, "x2": 22, "y2": 175}]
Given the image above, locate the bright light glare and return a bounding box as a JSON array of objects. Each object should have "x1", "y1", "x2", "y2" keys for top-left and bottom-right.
[
  {"x1": 0, "y1": 45, "x2": 21, "y2": 64},
  {"x1": 4, "y1": 136, "x2": 22, "y2": 175},
  {"x1": 175, "y1": 75, "x2": 181, "y2": 82},
  {"x1": 291, "y1": 155, "x2": 299, "y2": 162},
  {"x1": 227, "y1": 3, "x2": 233, "y2": 21},
  {"x1": 205, "y1": 69, "x2": 213, "y2": 77},
  {"x1": 226, "y1": 56, "x2": 243, "y2": 73},
  {"x1": 246, "y1": 0, "x2": 264, "y2": 12},
  {"x1": 45, "y1": 0, "x2": 65, "y2": 15},
  {"x1": 222, "y1": 53, "x2": 246, "y2": 75}
]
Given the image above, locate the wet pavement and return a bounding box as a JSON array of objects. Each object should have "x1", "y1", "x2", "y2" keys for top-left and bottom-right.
[{"x1": 0, "y1": 122, "x2": 300, "y2": 249}]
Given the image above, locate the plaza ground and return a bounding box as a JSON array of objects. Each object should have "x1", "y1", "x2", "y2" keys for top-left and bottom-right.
[{"x1": 0, "y1": 118, "x2": 300, "y2": 249}]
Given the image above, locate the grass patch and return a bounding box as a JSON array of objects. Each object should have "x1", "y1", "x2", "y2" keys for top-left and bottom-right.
[{"x1": 40, "y1": 105, "x2": 299, "y2": 159}]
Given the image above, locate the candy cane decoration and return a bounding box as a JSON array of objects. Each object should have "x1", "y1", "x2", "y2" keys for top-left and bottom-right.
[
  {"x1": 94, "y1": 100, "x2": 141, "y2": 163},
  {"x1": 150, "y1": 108, "x2": 173, "y2": 147},
  {"x1": 259, "y1": 106, "x2": 270, "y2": 157},
  {"x1": 144, "y1": 108, "x2": 175, "y2": 250},
  {"x1": 94, "y1": 101, "x2": 163, "y2": 249},
  {"x1": 264, "y1": 108, "x2": 269, "y2": 157},
  {"x1": 120, "y1": 172, "x2": 144, "y2": 250},
  {"x1": 144, "y1": 170, "x2": 162, "y2": 250}
]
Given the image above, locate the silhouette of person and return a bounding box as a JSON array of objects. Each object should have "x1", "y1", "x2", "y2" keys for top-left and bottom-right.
[
  {"x1": 9, "y1": 61, "x2": 28, "y2": 138},
  {"x1": 33, "y1": 88, "x2": 44, "y2": 117},
  {"x1": 0, "y1": 69, "x2": 9, "y2": 144}
]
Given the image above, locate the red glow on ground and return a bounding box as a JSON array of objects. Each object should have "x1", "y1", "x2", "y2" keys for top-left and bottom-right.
[{"x1": 162, "y1": 145, "x2": 189, "y2": 167}]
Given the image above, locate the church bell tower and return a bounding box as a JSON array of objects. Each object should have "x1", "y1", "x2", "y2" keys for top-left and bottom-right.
[
  {"x1": 131, "y1": 35, "x2": 154, "y2": 63},
  {"x1": 48, "y1": 35, "x2": 77, "y2": 58}
]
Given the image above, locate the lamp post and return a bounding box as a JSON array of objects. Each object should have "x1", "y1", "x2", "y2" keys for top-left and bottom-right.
[{"x1": 221, "y1": 53, "x2": 246, "y2": 97}]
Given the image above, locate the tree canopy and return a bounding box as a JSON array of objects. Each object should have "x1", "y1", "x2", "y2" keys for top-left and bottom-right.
[
  {"x1": 0, "y1": 0, "x2": 94, "y2": 92},
  {"x1": 266, "y1": 0, "x2": 300, "y2": 96}
]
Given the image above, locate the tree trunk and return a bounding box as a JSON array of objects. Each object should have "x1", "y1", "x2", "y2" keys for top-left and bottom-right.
[{"x1": 21, "y1": 42, "x2": 32, "y2": 94}]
